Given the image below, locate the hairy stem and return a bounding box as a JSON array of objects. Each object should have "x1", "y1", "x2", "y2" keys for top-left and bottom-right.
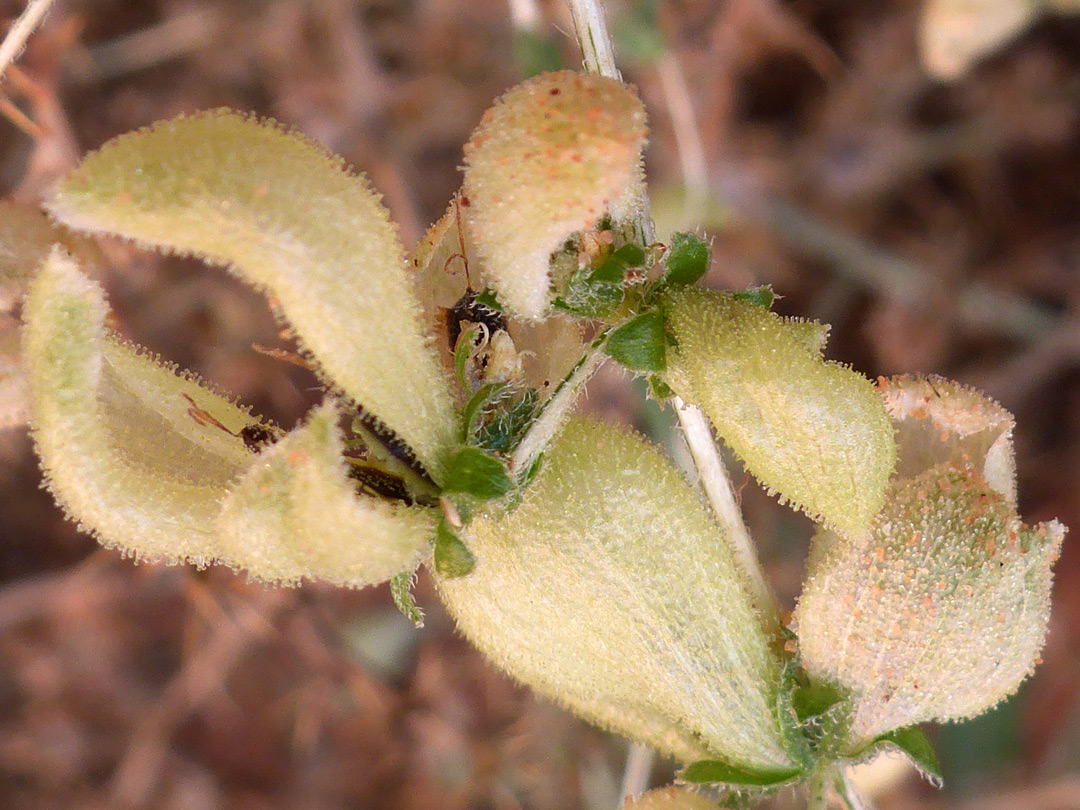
[
  {"x1": 567, "y1": 0, "x2": 621, "y2": 80},
  {"x1": 567, "y1": 0, "x2": 777, "y2": 633},
  {"x1": 509, "y1": 338, "x2": 605, "y2": 477},
  {"x1": 0, "y1": 0, "x2": 57, "y2": 84}
]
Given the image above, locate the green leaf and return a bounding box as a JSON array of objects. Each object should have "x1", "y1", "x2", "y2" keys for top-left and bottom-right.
[
  {"x1": 473, "y1": 288, "x2": 504, "y2": 312},
  {"x1": 869, "y1": 726, "x2": 941, "y2": 782},
  {"x1": 22, "y1": 248, "x2": 257, "y2": 561},
  {"x1": 680, "y1": 759, "x2": 802, "y2": 786},
  {"x1": 604, "y1": 310, "x2": 667, "y2": 371},
  {"x1": 434, "y1": 519, "x2": 476, "y2": 578},
  {"x1": 731, "y1": 285, "x2": 775, "y2": 308},
  {"x1": 438, "y1": 417, "x2": 797, "y2": 770},
  {"x1": 48, "y1": 110, "x2": 456, "y2": 477},
  {"x1": 217, "y1": 400, "x2": 437, "y2": 587},
  {"x1": 662, "y1": 288, "x2": 895, "y2": 537},
  {"x1": 390, "y1": 570, "x2": 425, "y2": 628},
  {"x1": 441, "y1": 446, "x2": 514, "y2": 499},
  {"x1": 613, "y1": 242, "x2": 646, "y2": 266},
  {"x1": 663, "y1": 233, "x2": 709, "y2": 288},
  {"x1": 462, "y1": 71, "x2": 648, "y2": 319},
  {"x1": 792, "y1": 682, "x2": 844, "y2": 722}
]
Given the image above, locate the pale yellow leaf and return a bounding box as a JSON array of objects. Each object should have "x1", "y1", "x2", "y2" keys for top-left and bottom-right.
[
  {"x1": 795, "y1": 464, "x2": 1064, "y2": 748},
  {"x1": 22, "y1": 248, "x2": 259, "y2": 563},
  {"x1": 217, "y1": 400, "x2": 435, "y2": 588},
  {"x1": 663, "y1": 289, "x2": 895, "y2": 537},
  {"x1": 462, "y1": 71, "x2": 648, "y2": 319},
  {"x1": 48, "y1": 110, "x2": 455, "y2": 476},
  {"x1": 438, "y1": 417, "x2": 796, "y2": 771}
]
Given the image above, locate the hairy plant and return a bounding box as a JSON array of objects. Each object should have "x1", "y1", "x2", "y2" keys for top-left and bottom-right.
[{"x1": 0, "y1": 54, "x2": 1065, "y2": 810}]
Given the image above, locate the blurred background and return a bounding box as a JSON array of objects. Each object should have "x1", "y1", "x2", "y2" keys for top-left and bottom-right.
[{"x1": 0, "y1": 0, "x2": 1079, "y2": 807}]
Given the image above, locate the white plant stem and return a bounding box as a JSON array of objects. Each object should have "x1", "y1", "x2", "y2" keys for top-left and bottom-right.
[
  {"x1": 510, "y1": 341, "x2": 605, "y2": 476},
  {"x1": 567, "y1": 0, "x2": 621, "y2": 80},
  {"x1": 565, "y1": 0, "x2": 778, "y2": 632},
  {"x1": 619, "y1": 742, "x2": 656, "y2": 803},
  {"x1": 674, "y1": 397, "x2": 779, "y2": 630},
  {"x1": 0, "y1": 0, "x2": 57, "y2": 84}
]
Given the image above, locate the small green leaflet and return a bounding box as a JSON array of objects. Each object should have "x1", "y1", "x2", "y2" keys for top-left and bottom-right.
[
  {"x1": 663, "y1": 233, "x2": 709, "y2": 288},
  {"x1": 604, "y1": 311, "x2": 667, "y2": 371},
  {"x1": 441, "y1": 446, "x2": 515, "y2": 500},
  {"x1": 731, "y1": 285, "x2": 775, "y2": 308},
  {"x1": 390, "y1": 570, "x2": 425, "y2": 627},
  {"x1": 434, "y1": 519, "x2": 476, "y2": 578},
  {"x1": 680, "y1": 759, "x2": 803, "y2": 786},
  {"x1": 868, "y1": 726, "x2": 941, "y2": 782},
  {"x1": 791, "y1": 682, "x2": 844, "y2": 722},
  {"x1": 612, "y1": 243, "x2": 646, "y2": 267}
]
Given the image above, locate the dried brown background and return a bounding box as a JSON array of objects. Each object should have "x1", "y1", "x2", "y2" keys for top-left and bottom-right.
[{"x1": 1, "y1": 0, "x2": 1078, "y2": 808}]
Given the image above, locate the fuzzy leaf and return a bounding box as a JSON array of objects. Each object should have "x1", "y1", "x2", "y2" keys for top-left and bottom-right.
[
  {"x1": 863, "y1": 726, "x2": 941, "y2": 782},
  {"x1": 681, "y1": 759, "x2": 801, "y2": 786},
  {"x1": 48, "y1": 110, "x2": 455, "y2": 476},
  {"x1": 880, "y1": 374, "x2": 1016, "y2": 504},
  {"x1": 218, "y1": 400, "x2": 435, "y2": 587},
  {"x1": 605, "y1": 310, "x2": 667, "y2": 371},
  {"x1": 437, "y1": 417, "x2": 796, "y2": 770},
  {"x1": 626, "y1": 788, "x2": 720, "y2": 810},
  {"x1": 663, "y1": 289, "x2": 895, "y2": 537},
  {"x1": 662, "y1": 232, "x2": 710, "y2": 288},
  {"x1": 433, "y1": 519, "x2": 476, "y2": 578},
  {"x1": 795, "y1": 463, "x2": 1064, "y2": 748},
  {"x1": 441, "y1": 446, "x2": 514, "y2": 499},
  {"x1": 390, "y1": 570, "x2": 425, "y2": 627},
  {"x1": 22, "y1": 248, "x2": 257, "y2": 562},
  {"x1": 462, "y1": 71, "x2": 648, "y2": 319}
]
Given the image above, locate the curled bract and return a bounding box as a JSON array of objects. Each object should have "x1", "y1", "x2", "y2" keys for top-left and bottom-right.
[
  {"x1": 22, "y1": 248, "x2": 435, "y2": 586},
  {"x1": 437, "y1": 417, "x2": 797, "y2": 772},
  {"x1": 218, "y1": 400, "x2": 435, "y2": 587},
  {"x1": 47, "y1": 110, "x2": 456, "y2": 476},
  {"x1": 794, "y1": 376, "x2": 1065, "y2": 749},
  {"x1": 22, "y1": 248, "x2": 256, "y2": 563},
  {"x1": 462, "y1": 71, "x2": 648, "y2": 320},
  {"x1": 662, "y1": 288, "x2": 895, "y2": 538}
]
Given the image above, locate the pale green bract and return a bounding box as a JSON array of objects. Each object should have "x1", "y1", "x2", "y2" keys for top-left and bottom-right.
[
  {"x1": 662, "y1": 288, "x2": 895, "y2": 538},
  {"x1": 795, "y1": 376, "x2": 1065, "y2": 749},
  {"x1": 437, "y1": 417, "x2": 797, "y2": 771},
  {"x1": 22, "y1": 248, "x2": 255, "y2": 564},
  {"x1": 47, "y1": 110, "x2": 456, "y2": 477},
  {"x1": 217, "y1": 400, "x2": 435, "y2": 588}
]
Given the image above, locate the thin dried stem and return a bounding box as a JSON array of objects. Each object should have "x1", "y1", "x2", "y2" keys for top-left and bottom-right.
[{"x1": 0, "y1": 0, "x2": 58, "y2": 84}]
